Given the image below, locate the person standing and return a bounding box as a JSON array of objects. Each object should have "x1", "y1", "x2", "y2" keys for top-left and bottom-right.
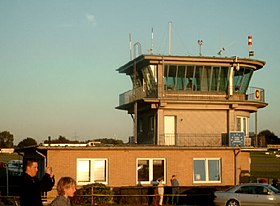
[
  {"x1": 50, "y1": 177, "x2": 76, "y2": 206},
  {"x1": 19, "y1": 159, "x2": 55, "y2": 206},
  {"x1": 170, "y1": 175, "x2": 180, "y2": 205},
  {"x1": 157, "y1": 178, "x2": 164, "y2": 206}
]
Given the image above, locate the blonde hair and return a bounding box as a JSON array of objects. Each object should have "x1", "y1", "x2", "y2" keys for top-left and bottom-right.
[{"x1": 57, "y1": 177, "x2": 76, "y2": 195}]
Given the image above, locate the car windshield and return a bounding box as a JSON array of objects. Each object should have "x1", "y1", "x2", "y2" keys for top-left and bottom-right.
[{"x1": 268, "y1": 185, "x2": 280, "y2": 193}]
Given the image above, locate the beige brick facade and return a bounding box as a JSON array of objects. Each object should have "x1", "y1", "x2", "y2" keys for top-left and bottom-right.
[{"x1": 45, "y1": 146, "x2": 250, "y2": 198}]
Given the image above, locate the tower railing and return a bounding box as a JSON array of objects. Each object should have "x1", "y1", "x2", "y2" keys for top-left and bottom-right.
[
  {"x1": 118, "y1": 85, "x2": 265, "y2": 106},
  {"x1": 158, "y1": 133, "x2": 252, "y2": 147}
]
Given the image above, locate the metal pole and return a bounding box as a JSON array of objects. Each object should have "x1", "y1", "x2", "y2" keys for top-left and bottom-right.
[
  {"x1": 168, "y1": 22, "x2": 172, "y2": 55},
  {"x1": 91, "y1": 185, "x2": 94, "y2": 206},
  {"x1": 129, "y1": 33, "x2": 133, "y2": 60},
  {"x1": 134, "y1": 102, "x2": 138, "y2": 144},
  {"x1": 255, "y1": 111, "x2": 258, "y2": 147},
  {"x1": 6, "y1": 164, "x2": 9, "y2": 195}
]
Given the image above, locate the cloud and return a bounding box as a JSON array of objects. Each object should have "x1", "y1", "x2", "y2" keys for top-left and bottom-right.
[{"x1": 86, "y1": 13, "x2": 97, "y2": 27}]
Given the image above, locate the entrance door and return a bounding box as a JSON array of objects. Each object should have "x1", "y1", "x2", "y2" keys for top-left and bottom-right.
[{"x1": 164, "y1": 116, "x2": 176, "y2": 145}]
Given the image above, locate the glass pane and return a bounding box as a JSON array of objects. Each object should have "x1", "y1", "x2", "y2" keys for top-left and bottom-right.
[
  {"x1": 220, "y1": 67, "x2": 229, "y2": 92},
  {"x1": 142, "y1": 66, "x2": 156, "y2": 92},
  {"x1": 194, "y1": 66, "x2": 202, "y2": 91},
  {"x1": 211, "y1": 67, "x2": 220, "y2": 91},
  {"x1": 194, "y1": 160, "x2": 206, "y2": 181},
  {"x1": 138, "y1": 160, "x2": 149, "y2": 181},
  {"x1": 243, "y1": 118, "x2": 247, "y2": 135},
  {"x1": 200, "y1": 66, "x2": 210, "y2": 91},
  {"x1": 153, "y1": 160, "x2": 164, "y2": 181},
  {"x1": 177, "y1": 66, "x2": 185, "y2": 91},
  {"x1": 185, "y1": 66, "x2": 195, "y2": 91},
  {"x1": 240, "y1": 68, "x2": 253, "y2": 93},
  {"x1": 208, "y1": 160, "x2": 220, "y2": 181},
  {"x1": 234, "y1": 69, "x2": 244, "y2": 93},
  {"x1": 164, "y1": 65, "x2": 177, "y2": 90},
  {"x1": 93, "y1": 160, "x2": 106, "y2": 182},
  {"x1": 237, "y1": 117, "x2": 241, "y2": 131},
  {"x1": 149, "y1": 116, "x2": 155, "y2": 131},
  {"x1": 77, "y1": 160, "x2": 90, "y2": 182}
]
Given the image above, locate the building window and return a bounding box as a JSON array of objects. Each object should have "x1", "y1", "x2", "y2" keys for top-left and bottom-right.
[
  {"x1": 234, "y1": 67, "x2": 253, "y2": 93},
  {"x1": 164, "y1": 64, "x2": 229, "y2": 92},
  {"x1": 77, "y1": 158, "x2": 108, "y2": 185},
  {"x1": 149, "y1": 115, "x2": 155, "y2": 131},
  {"x1": 237, "y1": 116, "x2": 248, "y2": 136},
  {"x1": 137, "y1": 158, "x2": 166, "y2": 184},
  {"x1": 193, "y1": 158, "x2": 221, "y2": 183}
]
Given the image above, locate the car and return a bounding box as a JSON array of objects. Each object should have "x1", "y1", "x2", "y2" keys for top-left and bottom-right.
[
  {"x1": 214, "y1": 183, "x2": 280, "y2": 206},
  {"x1": 7, "y1": 160, "x2": 23, "y2": 175}
]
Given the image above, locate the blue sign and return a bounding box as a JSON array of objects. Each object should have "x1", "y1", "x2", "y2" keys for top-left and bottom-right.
[{"x1": 229, "y1": 132, "x2": 245, "y2": 147}]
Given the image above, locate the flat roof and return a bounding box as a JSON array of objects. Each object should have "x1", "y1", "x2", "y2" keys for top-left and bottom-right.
[
  {"x1": 37, "y1": 145, "x2": 263, "y2": 151},
  {"x1": 117, "y1": 55, "x2": 266, "y2": 75}
]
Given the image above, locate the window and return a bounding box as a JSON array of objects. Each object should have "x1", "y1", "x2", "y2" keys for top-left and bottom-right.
[
  {"x1": 77, "y1": 158, "x2": 108, "y2": 185},
  {"x1": 237, "y1": 116, "x2": 248, "y2": 136},
  {"x1": 164, "y1": 64, "x2": 230, "y2": 92},
  {"x1": 137, "y1": 158, "x2": 166, "y2": 184},
  {"x1": 234, "y1": 67, "x2": 253, "y2": 93},
  {"x1": 149, "y1": 115, "x2": 155, "y2": 131},
  {"x1": 193, "y1": 158, "x2": 221, "y2": 183}
]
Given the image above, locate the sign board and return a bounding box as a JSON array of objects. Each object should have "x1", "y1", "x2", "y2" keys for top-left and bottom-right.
[
  {"x1": 255, "y1": 89, "x2": 261, "y2": 101},
  {"x1": 229, "y1": 132, "x2": 245, "y2": 147}
]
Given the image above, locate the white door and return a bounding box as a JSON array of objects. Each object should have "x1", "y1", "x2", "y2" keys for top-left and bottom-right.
[{"x1": 164, "y1": 116, "x2": 175, "y2": 145}]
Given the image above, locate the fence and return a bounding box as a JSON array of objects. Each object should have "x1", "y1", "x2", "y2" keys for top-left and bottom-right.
[{"x1": 0, "y1": 185, "x2": 222, "y2": 206}]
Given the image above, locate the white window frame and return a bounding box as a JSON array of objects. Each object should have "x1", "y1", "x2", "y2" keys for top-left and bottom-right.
[
  {"x1": 193, "y1": 158, "x2": 221, "y2": 184},
  {"x1": 237, "y1": 116, "x2": 249, "y2": 136},
  {"x1": 136, "y1": 158, "x2": 166, "y2": 185},
  {"x1": 76, "y1": 158, "x2": 108, "y2": 185}
]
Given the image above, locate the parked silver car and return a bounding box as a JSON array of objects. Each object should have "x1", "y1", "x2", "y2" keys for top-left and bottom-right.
[{"x1": 214, "y1": 183, "x2": 280, "y2": 206}]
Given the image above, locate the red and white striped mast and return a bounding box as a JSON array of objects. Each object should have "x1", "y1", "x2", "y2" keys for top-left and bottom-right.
[{"x1": 248, "y1": 35, "x2": 254, "y2": 58}]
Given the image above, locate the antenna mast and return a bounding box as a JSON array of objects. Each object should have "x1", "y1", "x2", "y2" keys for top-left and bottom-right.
[
  {"x1": 149, "y1": 27, "x2": 154, "y2": 54},
  {"x1": 129, "y1": 33, "x2": 133, "y2": 60},
  {"x1": 248, "y1": 35, "x2": 254, "y2": 58},
  {"x1": 168, "y1": 22, "x2": 172, "y2": 55}
]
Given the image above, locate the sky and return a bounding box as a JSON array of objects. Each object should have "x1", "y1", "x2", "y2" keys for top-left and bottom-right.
[{"x1": 0, "y1": 0, "x2": 280, "y2": 144}]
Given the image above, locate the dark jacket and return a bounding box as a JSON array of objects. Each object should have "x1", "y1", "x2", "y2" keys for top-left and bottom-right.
[{"x1": 19, "y1": 172, "x2": 55, "y2": 206}]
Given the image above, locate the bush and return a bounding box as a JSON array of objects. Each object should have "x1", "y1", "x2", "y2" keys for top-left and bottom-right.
[{"x1": 72, "y1": 183, "x2": 114, "y2": 205}]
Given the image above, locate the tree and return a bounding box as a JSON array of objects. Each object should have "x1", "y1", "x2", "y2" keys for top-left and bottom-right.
[
  {"x1": 257, "y1": 130, "x2": 280, "y2": 147},
  {"x1": 93, "y1": 138, "x2": 124, "y2": 145},
  {"x1": 44, "y1": 135, "x2": 79, "y2": 144},
  {"x1": 0, "y1": 131, "x2": 14, "y2": 148},
  {"x1": 17, "y1": 137, "x2": 38, "y2": 148}
]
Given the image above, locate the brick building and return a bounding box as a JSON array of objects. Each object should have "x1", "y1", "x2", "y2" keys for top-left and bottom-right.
[{"x1": 16, "y1": 54, "x2": 267, "y2": 202}]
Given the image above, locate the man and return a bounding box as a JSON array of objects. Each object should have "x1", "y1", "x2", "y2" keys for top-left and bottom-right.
[
  {"x1": 170, "y1": 175, "x2": 180, "y2": 205},
  {"x1": 20, "y1": 159, "x2": 55, "y2": 206}
]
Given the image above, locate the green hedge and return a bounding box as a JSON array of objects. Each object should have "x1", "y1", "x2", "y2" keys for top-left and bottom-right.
[{"x1": 72, "y1": 183, "x2": 114, "y2": 205}]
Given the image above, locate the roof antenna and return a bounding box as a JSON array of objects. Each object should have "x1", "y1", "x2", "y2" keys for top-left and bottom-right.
[
  {"x1": 168, "y1": 22, "x2": 172, "y2": 55},
  {"x1": 148, "y1": 27, "x2": 154, "y2": 54},
  {"x1": 129, "y1": 33, "x2": 133, "y2": 60}
]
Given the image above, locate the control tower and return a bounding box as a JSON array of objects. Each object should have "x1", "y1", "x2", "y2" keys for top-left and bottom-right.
[{"x1": 116, "y1": 55, "x2": 267, "y2": 147}]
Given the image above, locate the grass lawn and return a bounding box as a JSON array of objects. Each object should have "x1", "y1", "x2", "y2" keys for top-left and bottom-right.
[{"x1": 250, "y1": 151, "x2": 280, "y2": 179}]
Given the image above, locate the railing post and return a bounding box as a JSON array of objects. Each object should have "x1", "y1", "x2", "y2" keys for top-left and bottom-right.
[{"x1": 91, "y1": 185, "x2": 94, "y2": 206}]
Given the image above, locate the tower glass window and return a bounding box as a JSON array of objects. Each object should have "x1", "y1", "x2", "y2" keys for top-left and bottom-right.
[{"x1": 164, "y1": 64, "x2": 229, "y2": 92}]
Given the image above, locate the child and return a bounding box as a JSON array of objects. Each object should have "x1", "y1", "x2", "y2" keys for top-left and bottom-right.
[{"x1": 50, "y1": 177, "x2": 76, "y2": 206}]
